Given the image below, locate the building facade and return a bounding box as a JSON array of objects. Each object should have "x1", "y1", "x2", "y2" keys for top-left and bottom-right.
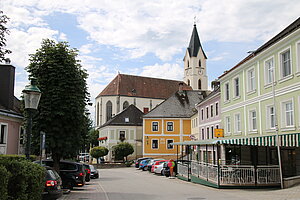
[{"x1": 0, "y1": 64, "x2": 23, "y2": 155}]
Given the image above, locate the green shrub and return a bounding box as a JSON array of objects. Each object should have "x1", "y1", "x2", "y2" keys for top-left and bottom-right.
[
  {"x1": 0, "y1": 154, "x2": 37, "y2": 162},
  {"x1": 0, "y1": 165, "x2": 10, "y2": 200},
  {"x1": 0, "y1": 159, "x2": 44, "y2": 200}
]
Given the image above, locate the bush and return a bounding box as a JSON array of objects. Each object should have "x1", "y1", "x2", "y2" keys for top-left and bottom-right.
[
  {"x1": 90, "y1": 146, "x2": 109, "y2": 164},
  {"x1": 0, "y1": 165, "x2": 10, "y2": 200},
  {"x1": 0, "y1": 154, "x2": 37, "y2": 162},
  {"x1": 113, "y1": 142, "x2": 134, "y2": 161},
  {"x1": 0, "y1": 158, "x2": 44, "y2": 200}
]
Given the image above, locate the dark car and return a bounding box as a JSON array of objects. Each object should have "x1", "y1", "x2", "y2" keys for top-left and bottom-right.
[
  {"x1": 37, "y1": 160, "x2": 86, "y2": 190},
  {"x1": 42, "y1": 166, "x2": 63, "y2": 200},
  {"x1": 83, "y1": 164, "x2": 91, "y2": 182},
  {"x1": 135, "y1": 157, "x2": 152, "y2": 168},
  {"x1": 89, "y1": 165, "x2": 99, "y2": 179}
]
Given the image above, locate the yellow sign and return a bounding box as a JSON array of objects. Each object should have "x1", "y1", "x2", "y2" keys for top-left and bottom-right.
[{"x1": 214, "y1": 129, "x2": 224, "y2": 137}]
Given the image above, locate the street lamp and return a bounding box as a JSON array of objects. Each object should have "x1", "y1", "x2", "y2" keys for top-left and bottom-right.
[{"x1": 23, "y1": 78, "x2": 41, "y2": 160}]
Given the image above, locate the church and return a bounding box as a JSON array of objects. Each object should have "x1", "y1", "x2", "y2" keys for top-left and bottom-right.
[{"x1": 95, "y1": 24, "x2": 208, "y2": 129}]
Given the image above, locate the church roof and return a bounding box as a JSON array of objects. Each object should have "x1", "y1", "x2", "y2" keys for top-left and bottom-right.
[
  {"x1": 187, "y1": 25, "x2": 207, "y2": 59},
  {"x1": 100, "y1": 104, "x2": 144, "y2": 128},
  {"x1": 97, "y1": 74, "x2": 191, "y2": 99},
  {"x1": 143, "y1": 90, "x2": 208, "y2": 118}
]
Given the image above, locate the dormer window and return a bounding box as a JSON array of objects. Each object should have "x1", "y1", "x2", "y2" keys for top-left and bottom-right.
[{"x1": 125, "y1": 117, "x2": 129, "y2": 123}]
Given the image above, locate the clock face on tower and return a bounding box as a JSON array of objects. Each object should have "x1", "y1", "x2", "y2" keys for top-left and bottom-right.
[{"x1": 198, "y1": 69, "x2": 202, "y2": 75}]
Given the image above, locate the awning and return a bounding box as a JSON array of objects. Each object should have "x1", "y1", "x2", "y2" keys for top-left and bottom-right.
[
  {"x1": 98, "y1": 136, "x2": 108, "y2": 141},
  {"x1": 172, "y1": 133, "x2": 300, "y2": 147}
]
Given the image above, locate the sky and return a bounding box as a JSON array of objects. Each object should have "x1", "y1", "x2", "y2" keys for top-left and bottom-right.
[{"x1": 1, "y1": 0, "x2": 300, "y2": 123}]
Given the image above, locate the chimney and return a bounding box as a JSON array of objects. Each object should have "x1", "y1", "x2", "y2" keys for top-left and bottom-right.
[{"x1": 0, "y1": 64, "x2": 15, "y2": 110}]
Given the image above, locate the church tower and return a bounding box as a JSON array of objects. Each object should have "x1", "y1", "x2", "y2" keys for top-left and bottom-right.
[{"x1": 183, "y1": 24, "x2": 208, "y2": 90}]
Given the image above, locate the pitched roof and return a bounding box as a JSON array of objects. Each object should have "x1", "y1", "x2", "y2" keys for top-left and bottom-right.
[
  {"x1": 143, "y1": 90, "x2": 208, "y2": 118},
  {"x1": 97, "y1": 74, "x2": 191, "y2": 99},
  {"x1": 187, "y1": 25, "x2": 207, "y2": 59},
  {"x1": 100, "y1": 104, "x2": 144, "y2": 128},
  {"x1": 219, "y1": 17, "x2": 300, "y2": 79}
]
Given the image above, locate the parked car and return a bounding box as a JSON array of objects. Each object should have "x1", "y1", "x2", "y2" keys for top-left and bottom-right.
[
  {"x1": 135, "y1": 157, "x2": 152, "y2": 168},
  {"x1": 83, "y1": 164, "x2": 91, "y2": 182},
  {"x1": 139, "y1": 159, "x2": 151, "y2": 171},
  {"x1": 151, "y1": 160, "x2": 168, "y2": 173},
  {"x1": 37, "y1": 160, "x2": 86, "y2": 190},
  {"x1": 154, "y1": 161, "x2": 168, "y2": 174},
  {"x1": 78, "y1": 153, "x2": 90, "y2": 162},
  {"x1": 42, "y1": 166, "x2": 63, "y2": 200},
  {"x1": 146, "y1": 159, "x2": 164, "y2": 172},
  {"x1": 89, "y1": 164, "x2": 99, "y2": 179}
]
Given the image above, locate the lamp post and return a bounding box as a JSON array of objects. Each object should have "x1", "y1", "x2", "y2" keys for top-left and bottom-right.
[{"x1": 22, "y1": 78, "x2": 41, "y2": 160}]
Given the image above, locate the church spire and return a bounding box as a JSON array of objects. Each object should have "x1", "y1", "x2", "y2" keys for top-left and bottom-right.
[{"x1": 187, "y1": 24, "x2": 207, "y2": 59}]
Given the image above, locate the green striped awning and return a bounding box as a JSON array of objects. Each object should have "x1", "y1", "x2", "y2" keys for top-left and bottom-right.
[
  {"x1": 171, "y1": 133, "x2": 300, "y2": 147},
  {"x1": 218, "y1": 133, "x2": 300, "y2": 147}
]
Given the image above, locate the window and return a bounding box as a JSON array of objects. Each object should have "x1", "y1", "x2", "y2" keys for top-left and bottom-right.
[
  {"x1": 210, "y1": 105, "x2": 213, "y2": 117},
  {"x1": 123, "y1": 101, "x2": 129, "y2": 110},
  {"x1": 225, "y1": 116, "x2": 231, "y2": 134},
  {"x1": 249, "y1": 110, "x2": 257, "y2": 131},
  {"x1": 199, "y1": 59, "x2": 201, "y2": 67},
  {"x1": 225, "y1": 83, "x2": 230, "y2": 101},
  {"x1": 201, "y1": 109, "x2": 204, "y2": 120},
  {"x1": 106, "y1": 101, "x2": 113, "y2": 121},
  {"x1": 143, "y1": 107, "x2": 149, "y2": 114},
  {"x1": 211, "y1": 126, "x2": 214, "y2": 139},
  {"x1": 187, "y1": 79, "x2": 190, "y2": 86},
  {"x1": 201, "y1": 128, "x2": 205, "y2": 140},
  {"x1": 215, "y1": 103, "x2": 219, "y2": 116},
  {"x1": 119, "y1": 131, "x2": 126, "y2": 141},
  {"x1": 265, "y1": 58, "x2": 274, "y2": 85},
  {"x1": 206, "y1": 107, "x2": 209, "y2": 119},
  {"x1": 207, "y1": 127, "x2": 209, "y2": 139},
  {"x1": 167, "y1": 140, "x2": 174, "y2": 149},
  {"x1": 167, "y1": 122, "x2": 173, "y2": 131},
  {"x1": 267, "y1": 106, "x2": 276, "y2": 129},
  {"x1": 198, "y1": 79, "x2": 202, "y2": 90},
  {"x1": 0, "y1": 124, "x2": 8, "y2": 144},
  {"x1": 283, "y1": 101, "x2": 294, "y2": 127},
  {"x1": 152, "y1": 139, "x2": 158, "y2": 149},
  {"x1": 19, "y1": 127, "x2": 25, "y2": 145},
  {"x1": 234, "y1": 77, "x2": 240, "y2": 97},
  {"x1": 280, "y1": 49, "x2": 291, "y2": 78},
  {"x1": 152, "y1": 122, "x2": 158, "y2": 131},
  {"x1": 234, "y1": 113, "x2": 241, "y2": 133},
  {"x1": 247, "y1": 69, "x2": 255, "y2": 92}
]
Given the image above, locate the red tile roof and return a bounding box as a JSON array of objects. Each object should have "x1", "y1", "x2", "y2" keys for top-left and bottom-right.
[{"x1": 97, "y1": 74, "x2": 191, "y2": 99}]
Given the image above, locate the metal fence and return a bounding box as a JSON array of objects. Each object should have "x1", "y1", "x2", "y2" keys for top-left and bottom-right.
[{"x1": 178, "y1": 160, "x2": 280, "y2": 186}]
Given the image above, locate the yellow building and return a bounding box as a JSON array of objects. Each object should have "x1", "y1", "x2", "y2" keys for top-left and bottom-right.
[{"x1": 143, "y1": 85, "x2": 208, "y2": 159}]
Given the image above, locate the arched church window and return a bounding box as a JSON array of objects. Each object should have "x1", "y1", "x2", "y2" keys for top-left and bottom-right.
[
  {"x1": 123, "y1": 101, "x2": 129, "y2": 110},
  {"x1": 106, "y1": 101, "x2": 112, "y2": 121},
  {"x1": 198, "y1": 79, "x2": 202, "y2": 90},
  {"x1": 187, "y1": 79, "x2": 190, "y2": 86},
  {"x1": 199, "y1": 59, "x2": 201, "y2": 67}
]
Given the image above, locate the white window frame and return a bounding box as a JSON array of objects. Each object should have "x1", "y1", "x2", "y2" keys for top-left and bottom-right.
[
  {"x1": 224, "y1": 82, "x2": 230, "y2": 102},
  {"x1": 166, "y1": 139, "x2": 174, "y2": 149},
  {"x1": 215, "y1": 102, "x2": 219, "y2": 116},
  {"x1": 296, "y1": 41, "x2": 300, "y2": 74},
  {"x1": 279, "y1": 46, "x2": 292, "y2": 79},
  {"x1": 166, "y1": 121, "x2": 174, "y2": 132},
  {"x1": 152, "y1": 121, "x2": 159, "y2": 132},
  {"x1": 225, "y1": 116, "x2": 231, "y2": 135},
  {"x1": 206, "y1": 126, "x2": 210, "y2": 139},
  {"x1": 0, "y1": 123, "x2": 8, "y2": 145},
  {"x1": 234, "y1": 113, "x2": 241, "y2": 134},
  {"x1": 264, "y1": 56, "x2": 275, "y2": 86},
  {"x1": 233, "y1": 76, "x2": 240, "y2": 98},
  {"x1": 247, "y1": 67, "x2": 256, "y2": 93},
  {"x1": 210, "y1": 104, "x2": 214, "y2": 118},
  {"x1": 206, "y1": 106, "x2": 209, "y2": 119},
  {"x1": 201, "y1": 109, "x2": 204, "y2": 121},
  {"x1": 151, "y1": 139, "x2": 159, "y2": 149},
  {"x1": 119, "y1": 130, "x2": 126, "y2": 141},
  {"x1": 249, "y1": 109, "x2": 258, "y2": 132},
  {"x1": 281, "y1": 99, "x2": 294, "y2": 129},
  {"x1": 266, "y1": 105, "x2": 276, "y2": 130}
]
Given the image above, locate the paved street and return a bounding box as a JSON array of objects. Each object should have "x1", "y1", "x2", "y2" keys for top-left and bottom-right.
[{"x1": 61, "y1": 167, "x2": 300, "y2": 200}]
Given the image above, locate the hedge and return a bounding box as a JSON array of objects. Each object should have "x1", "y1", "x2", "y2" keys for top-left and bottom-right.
[
  {"x1": 0, "y1": 165, "x2": 10, "y2": 200},
  {"x1": 0, "y1": 155, "x2": 44, "y2": 200}
]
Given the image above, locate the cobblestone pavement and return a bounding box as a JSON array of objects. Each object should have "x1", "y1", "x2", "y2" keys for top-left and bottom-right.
[{"x1": 60, "y1": 167, "x2": 300, "y2": 200}]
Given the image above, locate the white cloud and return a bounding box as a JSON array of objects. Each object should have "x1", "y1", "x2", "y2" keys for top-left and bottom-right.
[{"x1": 139, "y1": 63, "x2": 183, "y2": 81}]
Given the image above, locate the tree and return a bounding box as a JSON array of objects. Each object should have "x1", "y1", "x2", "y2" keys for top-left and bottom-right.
[
  {"x1": 26, "y1": 39, "x2": 89, "y2": 171},
  {"x1": 0, "y1": 10, "x2": 12, "y2": 62},
  {"x1": 88, "y1": 129, "x2": 99, "y2": 148},
  {"x1": 90, "y1": 146, "x2": 108, "y2": 164},
  {"x1": 113, "y1": 142, "x2": 134, "y2": 162}
]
